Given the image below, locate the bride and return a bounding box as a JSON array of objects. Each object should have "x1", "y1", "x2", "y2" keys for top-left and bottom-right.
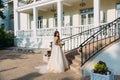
[{"x1": 35, "y1": 31, "x2": 69, "y2": 73}]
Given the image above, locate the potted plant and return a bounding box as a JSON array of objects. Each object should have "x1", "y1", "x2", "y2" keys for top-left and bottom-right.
[{"x1": 91, "y1": 61, "x2": 114, "y2": 80}]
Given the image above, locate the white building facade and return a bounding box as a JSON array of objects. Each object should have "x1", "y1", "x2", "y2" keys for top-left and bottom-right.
[
  {"x1": 14, "y1": 0, "x2": 120, "y2": 49},
  {"x1": 0, "y1": 0, "x2": 14, "y2": 31}
]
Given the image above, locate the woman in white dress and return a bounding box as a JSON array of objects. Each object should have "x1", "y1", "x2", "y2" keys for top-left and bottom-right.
[{"x1": 35, "y1": 31, "x2": 69, "y2": 73}]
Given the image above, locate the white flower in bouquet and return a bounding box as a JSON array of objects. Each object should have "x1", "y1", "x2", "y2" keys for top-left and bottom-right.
[{"x1": 59, "y1": 41, "x2": 65, "y2": 45}]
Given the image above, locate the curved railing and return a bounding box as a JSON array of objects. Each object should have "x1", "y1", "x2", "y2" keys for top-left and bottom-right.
[
  {"x1": 50, "y1": 17, "x2": 120, "y2": 66},
  {"x1": 60, "y1": 26, "x2": 105, "y2": 53},
  {"x1": 79, "y1": 17, "x2": 120, "y2": 66}
]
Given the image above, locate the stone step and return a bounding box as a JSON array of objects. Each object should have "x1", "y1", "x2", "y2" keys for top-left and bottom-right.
[
  {"x1": 72, "y1": 71, "x2": 82, "y2": 79},
  {"x1": 70, "y1": 66, "x2": 81, "y2": 75},
  {"x1": 72, "y1": 59, "x2": 81, "y2": 66},
  {"x1": 70, "y1": 64, "x2": 80, "y2": 72},
  {"x1": 75, "y1": 55, "x2": 81, "y2": 61},
  {"x1": 67, "y1": 57, "x2": 74, "y2": 64}
]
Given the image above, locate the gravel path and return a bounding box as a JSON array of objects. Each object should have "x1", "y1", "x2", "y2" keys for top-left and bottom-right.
[{"x1": 0, "y1": 50, "x2": 81, "y2": 80}]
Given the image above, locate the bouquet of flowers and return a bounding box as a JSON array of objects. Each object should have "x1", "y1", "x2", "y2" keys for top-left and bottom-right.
[{"x1": 58, "y1": 40, "x2": 65, "y2": 46}]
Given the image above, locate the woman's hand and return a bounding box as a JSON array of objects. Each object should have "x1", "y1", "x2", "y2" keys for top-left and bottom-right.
[{"x1": 59, "y1": 43, "x2": 63, "y2": 47}]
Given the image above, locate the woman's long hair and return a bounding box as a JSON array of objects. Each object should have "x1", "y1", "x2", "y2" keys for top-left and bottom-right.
[{"x1": 54, "y1": 31, "x2": 60, "y2": 39}]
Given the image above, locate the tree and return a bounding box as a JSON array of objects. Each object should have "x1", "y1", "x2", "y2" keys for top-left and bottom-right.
[{"x1": 0, "y1": 0, "x2": 5, "y2": 19}]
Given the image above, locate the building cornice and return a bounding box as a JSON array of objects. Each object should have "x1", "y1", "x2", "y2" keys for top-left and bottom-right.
[{"x1": 16, "y1": 0, "x2": 57, "y2": 12}]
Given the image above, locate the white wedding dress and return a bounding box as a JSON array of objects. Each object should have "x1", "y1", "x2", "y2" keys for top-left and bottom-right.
[{"x1": 35, "y1": 40, "x2": 69, "y2": 73}]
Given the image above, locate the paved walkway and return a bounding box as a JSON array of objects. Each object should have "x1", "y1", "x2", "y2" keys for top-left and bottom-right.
[{"x1": 0, "y1": 50, "x2": 82, "y2": 80}]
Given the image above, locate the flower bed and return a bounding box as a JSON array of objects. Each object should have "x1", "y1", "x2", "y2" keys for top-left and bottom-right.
[{"x1": 90, "y1": 61, "x2": 114, "y2": 80}]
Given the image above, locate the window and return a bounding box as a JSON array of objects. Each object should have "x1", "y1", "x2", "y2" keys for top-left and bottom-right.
[
  {"x1": 54, "y1": 13, "x2": 57, "y2": 27},
  {"x1": 38, "y1": 16, "x2": 43, "y2": 29},
  {"x1": 10, "y1": 14, "x2": 14, "y2": 19},
  {"x1": 80, "y1": 8, "x2": 94, "y2": 25},
  {"x1": 46, "y1": 18, "x2": 49, "y2": 28},
  {"x1": 63, "y1": 12, "x2": 64, "y2": 26},
  {"x1": 54, "y1": 12, "x2": 64, "y2": 27},
  {"x1": 81, "y1": 14, "x2": 86, "y2": 25},
  {"x1": 117, "y1": 3, "x2": 120, "y2": 18},
  {"x1": 70, "y1": 15, "x2": 73, "y2": 26},
  {"x1": 88, "y1": 14, "x2": 93, "y2": 24}
]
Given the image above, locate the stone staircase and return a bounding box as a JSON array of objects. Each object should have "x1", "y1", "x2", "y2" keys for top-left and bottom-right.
[
  {"x1": 65, "y1": 49, "x2": 82, "y2": 76},
  {"x1": 66, "y1": 36, "x2": 119, "y2": 77},
  {"x1": 70, "y1": 55, "x2": 81, "y2": 73}
]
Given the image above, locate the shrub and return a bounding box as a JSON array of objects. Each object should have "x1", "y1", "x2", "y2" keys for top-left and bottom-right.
[
  {"x1": 0, "y1": 26, "x2": 14, "y2": 49},
  {"x1": 93, "y1": 61, "x2": 111, "y2": 75}
]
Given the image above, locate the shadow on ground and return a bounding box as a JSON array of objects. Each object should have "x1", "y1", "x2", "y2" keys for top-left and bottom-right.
[
  {"x1": 115, "y1": 75, "x2": 120, "y2": 80},
  {"x1": 61, "y1": 77, "x2": 75, "y2": 80},
  {"x1": 82, "y1": 76, "x2": 90, "y2": 80},
  {"x1": 0, "y1": 50, "x2": 28, "y2": 60},
  {"x1": 0, "y1": 54, "x2": 27, "y2": 60},
  {"x1": 0, "y1": 67, "x2": 17, "y2": 72},
  {"x1": 12, "y1": 72, "x2": 42, "y2": 80}
]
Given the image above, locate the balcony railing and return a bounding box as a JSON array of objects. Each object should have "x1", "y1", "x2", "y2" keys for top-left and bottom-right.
[
  {"x1": 61, "y1": 24, "x2": 94, "y2": 38},
  {"x1": 18, "y1": 0, "x2": 54, "y2": 7},
  {"x1": 16, "y1": 30, "x2": 34, "y2": 38},
  {"x1": 18, "y1": 0, "x2": 34, "y2": 6},
  {"x1": 16, "y1": 24, "x2": 94, "y2": 38},
  {"x1": 36, "y1": 27, "x2": 57, "y2": 37}
]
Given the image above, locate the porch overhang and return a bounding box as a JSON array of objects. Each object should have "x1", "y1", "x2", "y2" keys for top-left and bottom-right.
[
  {"x1": 16, "y1": 0, "x2": 82, "y2": 12},
  {"x1": 16, "y1": 0, "x2": 57, "y2": 12}
]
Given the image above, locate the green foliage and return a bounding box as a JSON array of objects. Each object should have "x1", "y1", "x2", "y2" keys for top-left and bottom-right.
[
  {"x1": 94, "y1": 61, "x2": 108, "y2": 75},
  {"x1": 0, "y1": 26, "x2": 14, "y2": 49},
  {"x1": 0, "y1": 0, "x2": 5, "y2": 19}
]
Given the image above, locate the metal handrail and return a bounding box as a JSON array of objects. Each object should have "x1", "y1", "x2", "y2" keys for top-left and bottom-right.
[
  {"x1": 79, "y1": 17, "x2": 120, "y2": 66},
  {"x1": 50, "y1": 24, "x2": 108, "y2": 52}
]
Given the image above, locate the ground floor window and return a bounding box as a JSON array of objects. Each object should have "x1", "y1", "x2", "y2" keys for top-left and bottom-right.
[
  {"x1": 54, "y1": 13, "x2": 57, "y2": 27},
  {"x1": 38, "y1": 16, "x2": 43, "y2": 29},
  {"x1": 70, "y1": 15, "x2": 73, "y2": 26},
  {"x1": 80, "y1": 8, "x2": 93, "y2": 25},
  {"x1": 46, "y1": 18, "x2": 49, "y2": 28},
  {"x1": 54, "y1": 13, "x2": 64, "y2": 27},
  {"x1": 81, "y1": 14, "x2": 86, "y2": 25},
  {"x1": 88, "y1": 14, "x2": 93, "y2": 24}
]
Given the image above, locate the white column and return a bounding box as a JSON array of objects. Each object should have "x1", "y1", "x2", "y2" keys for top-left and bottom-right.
[
  {"x1": 94, "y1": 0, "x2": 100, "y2": 27},
  {"x1": 57, "y1": 0, "x2": 63, "y2": 38},
  {"x1": 14, "y1": 0, "x2": 20, "y2": 36},
  {"x1": 33, "y1": 7, "x2": 38, "y2": 37}
]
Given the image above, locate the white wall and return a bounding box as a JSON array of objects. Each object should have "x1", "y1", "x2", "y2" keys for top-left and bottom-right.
[
  {"x1": 20, "y1": 13, "x2": 29, "y2": 30},
  {"x1": 100, "y1": 0, "x2": 117, "y2": 23},
  {"x1": 83, "y1": 41, "x2": 120, "y2": 77},
  {"x1": 14, "y1": 37, "x2": 53, "y2": 49}
]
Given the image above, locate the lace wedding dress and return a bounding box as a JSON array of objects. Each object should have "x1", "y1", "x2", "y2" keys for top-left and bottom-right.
[{"x1": 35, "y1": 41, "x2": 69, "y2": 73}]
